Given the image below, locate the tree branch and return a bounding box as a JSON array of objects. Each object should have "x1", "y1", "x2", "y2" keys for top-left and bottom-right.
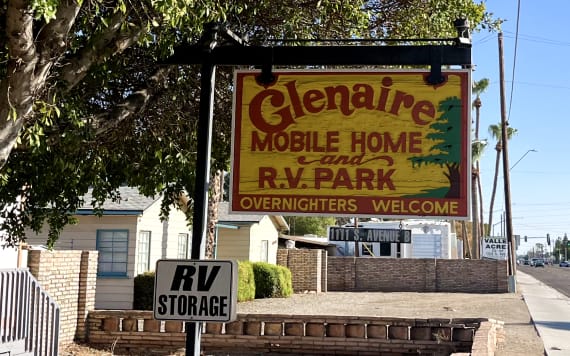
[
  {"x1": 91, "y1": 66, "x2": 173, "y2": 136},
  {"x1": 59, "y1": 11, "x2": 146, "y2": 91},
  {"x1": 34, "y1": 0, "x2": 83, "y2": 82},
  {"x1": 0, "y1": 0, "x2": 39, "y2": 168}
]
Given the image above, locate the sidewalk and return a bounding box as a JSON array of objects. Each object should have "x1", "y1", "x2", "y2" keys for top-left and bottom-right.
[{"x1": 517, "y1": 271, "x2": 570, "y2": 356}]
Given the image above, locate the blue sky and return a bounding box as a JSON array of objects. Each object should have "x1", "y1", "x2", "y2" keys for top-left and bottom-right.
[{"x1": 472, "y1": 1, "x2": 570, "y2": 255}]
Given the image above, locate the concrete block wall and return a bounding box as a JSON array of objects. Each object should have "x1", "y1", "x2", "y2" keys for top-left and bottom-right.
[
  {"x1": 327, "y1": 257, "x2": 508, "y2": 293},
  {"x1": 86, "y1": 310, "x2": 504, "y2": 355},
  {"x1": 277, "y1": 249, "x2": 325, "y2": 292},
  {"x1": 27, "y1": 249, "x2": 98, "y2": 344},
  {"x1": 76, "y1": 251, "x2": 99, "y2": 340}
]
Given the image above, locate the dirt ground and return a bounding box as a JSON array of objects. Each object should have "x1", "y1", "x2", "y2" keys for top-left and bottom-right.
[{"x1": 61, "y1": 290, "x2": 544, "y2": 356}]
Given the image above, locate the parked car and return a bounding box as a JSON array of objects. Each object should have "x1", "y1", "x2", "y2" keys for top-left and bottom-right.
[
  {"x1": 534, "y1": 259, "x2": 545, "y2": 267},
  {"x1": 560, "y1": 261, "x2": 570, "y2": 267},
  {"x1": 530, "y1": 258, "x2": 537, "y2": 266}
]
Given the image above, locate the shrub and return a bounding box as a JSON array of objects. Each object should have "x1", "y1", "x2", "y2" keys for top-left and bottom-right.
[
  {"x1": 252, "y1": 262, "x2": 293, "y2": 299},
  {"x1": 275, "y1": 265, "x2": 293, "y2": 297},
  {"x1": 133, "y1": 271, "x2": 155, "y2": 310},
  {"x1": 237, "y1": 260, "x2": 255, "y2": 302}
]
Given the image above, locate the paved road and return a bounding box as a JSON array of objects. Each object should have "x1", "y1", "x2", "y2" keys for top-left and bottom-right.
[{"x1": 518, "y1": 264, "x2": 570, "y2": 297}]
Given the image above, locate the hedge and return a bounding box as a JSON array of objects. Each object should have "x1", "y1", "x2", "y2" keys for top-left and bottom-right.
[
  {"x1": 252, "y1": 262, "x2": 293, "y2": 299},
  {"x1": 237, "y1": 260, "x2": 255, "y2": 302},
  {"x1": 132, "y1": 260, "x2": 292, "y2": 310}
]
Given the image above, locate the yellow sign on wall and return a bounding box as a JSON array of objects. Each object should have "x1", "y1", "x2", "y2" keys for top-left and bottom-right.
[{"x1": 231, "y1": 70, "x2": 470, "y2": 219}]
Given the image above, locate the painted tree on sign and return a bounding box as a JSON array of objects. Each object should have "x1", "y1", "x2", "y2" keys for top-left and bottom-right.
[{"x1": 409, "y1": 96, "x2": 463, "y2": 198}]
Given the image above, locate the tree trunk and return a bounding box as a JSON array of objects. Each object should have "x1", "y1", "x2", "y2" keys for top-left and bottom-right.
[
  {"x1": 1, "y1": 0, "x2": 38, "y2": 168},
  {"x1": 471, "y1": 169, "x2": 479, "y2": 259},
  {"x1": 461, "y1": 221, "x2": 471, "y2": 259},
  {"x1": 488, "y1": 144, "x2": 502, "y2": 234},
  {"x1": 477, "y1": 165, "x2": 485, "y2": 237},
  {"x1": 444, "y1": 163, "x2": 461, "y2": 198},
  {"x1": 205, "y1": 170, "x2": 222, "y2": 259}
]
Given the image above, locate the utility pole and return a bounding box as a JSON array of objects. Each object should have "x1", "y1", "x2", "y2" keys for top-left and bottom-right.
[{"x1": 498, "y1": 32, "x2": 517, "y2": 292}]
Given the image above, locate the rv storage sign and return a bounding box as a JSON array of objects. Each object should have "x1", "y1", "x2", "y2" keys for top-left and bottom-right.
[{"x1": 153, "y1": 260, "x2": 238, "y2": 322}]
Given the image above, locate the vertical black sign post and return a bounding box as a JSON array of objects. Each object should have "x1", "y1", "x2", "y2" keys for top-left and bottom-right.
[{"x1": 186, "y1": 23, "x2": 218, "y2": 356}]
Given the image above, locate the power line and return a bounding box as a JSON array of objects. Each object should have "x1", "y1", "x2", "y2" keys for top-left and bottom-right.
[
  {"x1": 502, "y1": 31, "x2": 570, "y2": 47},
  {"x1": 507, "y1": 0, "x2": 521, "y2": 121}
]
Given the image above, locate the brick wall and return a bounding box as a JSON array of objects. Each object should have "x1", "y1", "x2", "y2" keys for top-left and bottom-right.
[
  {"x1": 277, "y1": 249, "x2": 326, "y2": 292},
  {"x1": 328, "y1": 257, "x2": 508, "y2": 293},
  {"x1": 27, "y1": 249, "x2": 98, "y2": 345},
  {"x1": 86, "y1": 310, "x2": 503, "y2": 355}
]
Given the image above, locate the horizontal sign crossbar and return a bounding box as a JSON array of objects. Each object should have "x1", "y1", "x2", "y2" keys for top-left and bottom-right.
[{"x1": 165, "y1": 45, "x2": 471, "y2": 66}]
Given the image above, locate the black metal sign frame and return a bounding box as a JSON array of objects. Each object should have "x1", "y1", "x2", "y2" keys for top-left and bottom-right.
[{"x1": 166, "y1": 20, "x2": 472, "y2": 356}]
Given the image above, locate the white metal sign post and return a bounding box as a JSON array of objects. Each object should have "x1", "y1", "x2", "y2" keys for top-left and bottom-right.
[{"x1": 153, "y1": 259, "x2": 238, "y2": 322}]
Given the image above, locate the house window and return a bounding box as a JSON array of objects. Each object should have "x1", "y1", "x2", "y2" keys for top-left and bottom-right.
[
  {"x1": 96, "y1": 230, "x2": 128, "y2": 277},
  {"x1": 260, "y1": 240, "x2": 269, "y2": 262},
  {"x1": 178, "y1": 233, "x2": 190, "y2": 259},
  {"x1": 136, "y1": 231, "x2": 151, "y2": 275},
  {"x1": 380, "y1": 242, "x2": 392, "y2": 256}
]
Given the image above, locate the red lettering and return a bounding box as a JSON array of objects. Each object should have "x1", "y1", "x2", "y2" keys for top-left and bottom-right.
[
  {"x1": 303, "y1": 89, "x2": 325, "y2": 113},
  {"x1": 247, "y1": 76, "x2": 439, "y2": 134},
  {"x1": 412, "y1": 100, "x2": 435, "y2": 125},
  {"x1": 258, "y1": 167, "x2": 277, "y2": 188},
  {"x1": 389, "y1": 90, "x2": 415, "y2": 116},
  {"x1": 249, "y1": 90, "x2": 295, "y2": 133}
]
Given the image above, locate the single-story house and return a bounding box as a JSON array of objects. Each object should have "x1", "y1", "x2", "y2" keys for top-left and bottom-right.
[
  {"x1": 25, "y1": 188, "x2": 289, "y2": 309},
  {"x1": 215, "y1": 202, "x2": 289, "y2": 264},
  {"x1": 25, "y1": 187, "x2": 192, "y2": 309}
]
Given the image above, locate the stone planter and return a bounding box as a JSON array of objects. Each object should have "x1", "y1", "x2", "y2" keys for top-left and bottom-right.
[
  {"x1": 122, "y1": 318, "x2": 137, "y2": 332},
  {"x1": 205, "y1": 323, "x2": 223, "y2": 334},
  {"x1": 143, "y1": 319, "x2": 161, "y2": 332},
  {"x1": 165, "y1": 321, "x2": 183, "y2": 333},
  {"x1": 102, "y1": 317, "x2": 119, "y2": 332}
]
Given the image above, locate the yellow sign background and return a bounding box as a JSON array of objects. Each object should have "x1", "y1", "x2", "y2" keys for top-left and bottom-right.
[{"x1": 231, "y1": 70, "x2": 470, "y2": 218}]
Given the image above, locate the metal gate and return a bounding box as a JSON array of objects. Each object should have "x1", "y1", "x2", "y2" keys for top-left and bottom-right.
[{"x1": 0, "y1": 269, "x2": 60, "y2": 356}]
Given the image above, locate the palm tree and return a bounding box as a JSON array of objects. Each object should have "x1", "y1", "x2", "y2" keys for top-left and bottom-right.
[
  {"x1": 461, "y1": 221, "x2": 471, "y2": 258},
  {"x1": 471, "y1": 139, "x2": 487, "y2": 258},
  {"x1": 471, "y1": 78, "x2": 489, "y2": 258},
  {"x1": 487, "y1": 124, "x2": 518, "y2": 235}
]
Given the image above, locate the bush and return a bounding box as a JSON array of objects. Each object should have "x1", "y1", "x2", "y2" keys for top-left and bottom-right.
[
  {"x1": 237, "y1": 260, "x2": 255, "y2": 302},
  {"x1": 252, "y1": 262, "x2": 293, "y2": 299},
  {"x1": 133, "y1": 271, "x2": 155, "y2": 310},
  {"x1": 275, "y1": 265, "x2": 293, "y2": 297}
]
